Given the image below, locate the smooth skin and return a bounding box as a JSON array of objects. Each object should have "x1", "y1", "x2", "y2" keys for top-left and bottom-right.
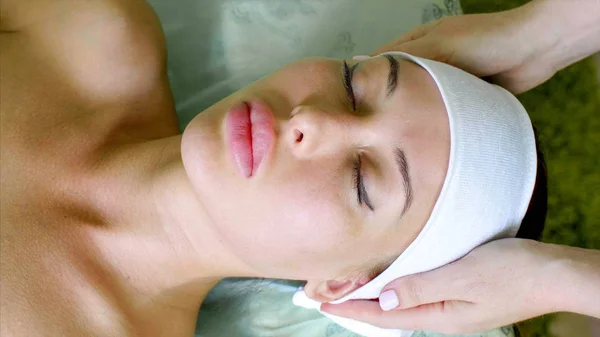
[
  {"x1": 1, "y1": 0, "x2": 454, "y2": 336},
  {"x1": 322, "y1": 0, "x2": 600, "y2": 334}
]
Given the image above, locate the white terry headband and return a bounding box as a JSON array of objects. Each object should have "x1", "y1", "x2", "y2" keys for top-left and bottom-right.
[{"x1": 293, "y1": 52, "x2": 538, "y2": 337}]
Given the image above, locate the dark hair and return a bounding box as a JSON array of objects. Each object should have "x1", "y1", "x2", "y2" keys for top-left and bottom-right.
[{"x1": 515, "y1": 129, "x2": 548, "y2": 241}]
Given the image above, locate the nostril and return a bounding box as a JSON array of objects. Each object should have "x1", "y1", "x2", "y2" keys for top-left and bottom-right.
[{"x1": 294, "y1": 129, "x2": 304, "y2": 143}]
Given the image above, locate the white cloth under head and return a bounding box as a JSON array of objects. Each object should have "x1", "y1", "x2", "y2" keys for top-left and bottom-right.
[{"x1": 292, "y1": 52, "x2": 538, "y2": 337}]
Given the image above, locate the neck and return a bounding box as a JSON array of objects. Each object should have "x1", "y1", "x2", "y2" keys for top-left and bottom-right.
[{"x1": 83, "y1": 136, "x2": 258, "y2": 309}]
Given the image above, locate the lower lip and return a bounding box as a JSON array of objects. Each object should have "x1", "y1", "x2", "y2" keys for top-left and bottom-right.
[{"x1": 225, "y1": 100, "x2": 275, "y2": 178}]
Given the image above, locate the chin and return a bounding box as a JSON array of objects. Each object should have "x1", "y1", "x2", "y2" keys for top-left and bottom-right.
[{"x1": 182, "y1": 113, "x2": 228, "y2": 197}]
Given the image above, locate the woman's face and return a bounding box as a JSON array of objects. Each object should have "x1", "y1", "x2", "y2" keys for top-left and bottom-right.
[{"x1": 182, "y1": 55, "x2": 450, "y2": 283}]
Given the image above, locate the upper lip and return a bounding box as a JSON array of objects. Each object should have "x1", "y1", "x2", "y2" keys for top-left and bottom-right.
[
  {"x1": 249, "y1": 100, "x2": 275, "y2": 175},
  {"x1": 225, "y1": 99, "x2": 276, "y2": 177}
]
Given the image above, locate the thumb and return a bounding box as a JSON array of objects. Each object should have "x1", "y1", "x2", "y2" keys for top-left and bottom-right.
[
  {"x1": 320, "y1": 266, "x2": 466, "y2": 332},
  {"x1": 320, "y1": 299, "x2": 452, "y2": 332},
  {"x1": 383, "y1": 264, "x2": 462, "y2": 310}
]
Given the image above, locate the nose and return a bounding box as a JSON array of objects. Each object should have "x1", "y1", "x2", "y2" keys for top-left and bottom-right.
[{"x1": 285, "y1": 105, "x2": 353, "y2": 159}]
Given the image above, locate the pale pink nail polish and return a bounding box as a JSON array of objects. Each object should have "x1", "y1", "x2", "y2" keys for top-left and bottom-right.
[{"x1": 379, "y1": 290, "x2": 399, "y2": 311}]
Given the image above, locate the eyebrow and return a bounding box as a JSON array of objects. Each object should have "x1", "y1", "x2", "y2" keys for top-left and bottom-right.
[
  {"x1": 395, "y1": 147, "x2": 413, "y2": 216},
  {"x1": 384, "y1": 54, "x2": 399, "y2": 97}
]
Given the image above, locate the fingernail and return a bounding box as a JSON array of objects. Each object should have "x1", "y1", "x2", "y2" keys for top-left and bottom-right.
[
  {"x1": 379, "y1": 290, "x2": 399, "y2": 311},
  {"x1": 352, "y1": 55, "x2": 371, "y2": 61}
]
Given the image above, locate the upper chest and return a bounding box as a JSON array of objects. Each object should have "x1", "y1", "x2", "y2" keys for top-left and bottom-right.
[{"x1": 0, "y1": 186, "x2": 196, "y2": 337}]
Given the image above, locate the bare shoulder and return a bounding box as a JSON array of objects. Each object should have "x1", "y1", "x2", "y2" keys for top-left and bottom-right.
[
  {"x1": 0, "y1": 2, "x2": 184, "y2": 336},
  {"x1": 2, "y1": 0, "x2": 169, "y2": 96},
  {"x1": 1, "y1": 0, "x2": 178, "y2": 147}
]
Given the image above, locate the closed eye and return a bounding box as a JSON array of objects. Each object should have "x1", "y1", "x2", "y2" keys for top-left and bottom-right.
[{"x1": 353, "y1": 155, "x2": 374, "y2": 211}]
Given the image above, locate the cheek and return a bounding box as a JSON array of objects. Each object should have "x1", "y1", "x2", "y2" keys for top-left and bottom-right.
[
  {"x1": 222, "y1": 168, "x2": 357, "y2": 278},
  {"x1": 269, "y1": 183, "x2": 351, "y2": 267}
]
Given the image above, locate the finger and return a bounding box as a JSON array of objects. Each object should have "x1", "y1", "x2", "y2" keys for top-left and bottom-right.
[
  {"x1": 372, "y1": 38, "x2": 443, "y2": 61},
  {"x1": 370, "y1": 20, "x2": 440, "y2": 56},
  {"x1": 321, "y1": 299, "x2": 450, "y2": 331},
  {"x1": 381, "y1": 265, "x2": 463, "y2": 310},
  {"x1": 387, "y1": 21, "x2": 438, "y2": 47}
]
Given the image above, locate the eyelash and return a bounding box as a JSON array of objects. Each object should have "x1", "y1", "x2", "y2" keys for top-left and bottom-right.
[
  {"x1": 353, "y1": 155, "x2": 374, "y2": 211},
  {"x1": 343, "y1": 61, "x2": 357, "y2": 111},
  {"x1": 352, "y1": 156, "x2": 363, "y2": 206}
]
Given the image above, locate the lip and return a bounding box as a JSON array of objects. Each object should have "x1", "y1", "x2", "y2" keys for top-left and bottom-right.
[{"x1": 225, "y1": 100, "x2": 275, "y2": 178}]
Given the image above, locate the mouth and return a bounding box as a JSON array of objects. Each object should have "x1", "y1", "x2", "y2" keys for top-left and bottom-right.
[{"x1": 225, "y1": 100, "x2": 275, "y2": 178}]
